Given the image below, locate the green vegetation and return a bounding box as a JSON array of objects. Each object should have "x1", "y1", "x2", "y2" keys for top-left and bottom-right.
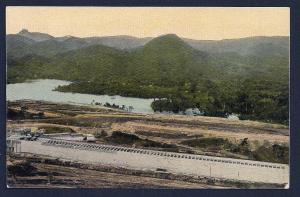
[
  {"x1": 7, "y1": 34, "x2": 289, "y2": 124},
  {"x1": 106, "y1": 131, "x2": 178, "y2": 151},
  {"x1": 7, "y1": 161, "x2": 36, "y2": 177},
  {"x1": 7, "y1": 108, "x2": 45, "y2": 120},
  {"x1": 38, "y1": 126, "x2": 75, "y2": 134},
  {"x1": 252, "y1": 144, "x2": 289, "y2": 164},
  {"x1": 94, "y1": 130, "x2": 108, "y2": 138},
  {"x1": 182, "y1": 137, "x2": 289, "y2": 164},
  {"x1": 181, "y1": 137, "x2": 232, "y2": 149},
  {"x1": 135, "y1": 130, "x2": 201, "y2": 139}
]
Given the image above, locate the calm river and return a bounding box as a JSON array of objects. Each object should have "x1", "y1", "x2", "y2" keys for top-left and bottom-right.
[{"x1": 6, "y1": 79, "x2": 154, "y2": 114}]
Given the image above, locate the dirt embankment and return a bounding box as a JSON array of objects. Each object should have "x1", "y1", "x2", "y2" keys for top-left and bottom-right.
[
  {"x1": 111, "y1": 121, "x2": 289, "y2": 143},
  {"x1": 7, "y1": 154, "x2": 285, "y2": 189},
  {"x1": 7, "y1": 100, "x2": 289, "y2": 163},
  {"x1": 6, "y1": 154, "x2": 228, "y2": 189}
]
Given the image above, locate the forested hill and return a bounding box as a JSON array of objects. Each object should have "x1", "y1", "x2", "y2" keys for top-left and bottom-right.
[{"x1": 7, "y1": 32, "x2": 289, "y2": 124}]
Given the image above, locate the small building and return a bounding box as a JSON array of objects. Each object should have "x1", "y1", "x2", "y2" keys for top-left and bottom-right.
[
  {"x1": 227, "y1": 114, "x2": 240, "y2": 120},
  {"x1": 6, "y1": 139, "x2": 21, "y2": 153},
  {"x1": 185, "y1": 108, "x2": 204, "y2": 116}
]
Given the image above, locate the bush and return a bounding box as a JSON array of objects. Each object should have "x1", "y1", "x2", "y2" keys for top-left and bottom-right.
[
  {"x1": 7, "y1": 161, "x2": 36, "y2": 176},
  {"x1": 39, "y1": 126, "x2": 75, "y2": 134},
  {"x1": 253, "y1": 143, "x2": 289, "y2": 164},
  {"x1": 109, "y1": 131, "x2": 140, "y2": 144},
  {"x1": 181, "y1": 137, "x2": 234, "y2": 150},
  {"x1": 94, "y1": 130, "x2": 108, "y2": 138}
]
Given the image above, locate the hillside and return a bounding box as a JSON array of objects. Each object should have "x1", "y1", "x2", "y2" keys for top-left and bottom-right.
[
  {"x1": 127, "y1": 34, "x2": 215, "y2": 86},
  {"x1": 6, "y1": 32, "x2": 289, "y2": 124}
]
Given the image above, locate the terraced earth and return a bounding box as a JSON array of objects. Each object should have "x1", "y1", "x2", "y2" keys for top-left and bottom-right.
[{"x1": 7, "y1": 100, "x2": 290, "y2": 188}]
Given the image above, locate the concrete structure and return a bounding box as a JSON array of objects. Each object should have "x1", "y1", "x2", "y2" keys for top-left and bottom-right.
[
  {"x1": 6, "y1": 139, "x2": 21, "y2": 153},
  {"x1": 7, "y1": 138, "x2": 289, "y2": 185}
]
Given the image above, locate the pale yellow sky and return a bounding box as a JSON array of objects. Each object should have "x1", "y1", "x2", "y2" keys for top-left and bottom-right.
[{"x1": 6, "y1": 7, "x2": 290, "y2": 40}]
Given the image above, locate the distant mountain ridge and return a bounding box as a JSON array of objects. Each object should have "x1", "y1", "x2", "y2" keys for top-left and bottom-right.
[
  {"x1": 184, "y1": 36, "x2": 289, "y2": 57},
  {"x1": 7, "y1": 30, "x2": 289, "y2": 124},
  {"x1": 18, "y1": 29, "x2": 55, "y2": 41},
  {"x1": 7, "y1": 29, "x2": 289, "y2": 58},
  {"x1": 7, "y1": 31, "x2": 288, "y2": 87}
]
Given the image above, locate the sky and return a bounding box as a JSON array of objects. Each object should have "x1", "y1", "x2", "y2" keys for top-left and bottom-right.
[{"x1": 6, "y1": 7, "x2": 290, "y2": 40}]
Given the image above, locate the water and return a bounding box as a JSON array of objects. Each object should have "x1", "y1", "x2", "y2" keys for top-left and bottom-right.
[{"x1": 7, "y1": 79, "x2": 154, "y2": 114}]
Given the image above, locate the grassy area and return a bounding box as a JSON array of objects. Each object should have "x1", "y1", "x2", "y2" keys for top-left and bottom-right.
[
  {"x1": 181, "y1": 138, "x2": 232, "y2": 149},
  {"x1": 181, "y1": 137, "x2": 289, "y2": 164},
  {"x1": 105, "y1": 131, "x2": 179, "y2": 152},
  {"x1": 38, "y1": 126, "x2": 75, "y2": 134},
  {"x1": 252, "y1": 144, "x2": 289, "y2": 164},
  {"x1": 135, "y1": 130, "x2": 202, "y2": 139}
]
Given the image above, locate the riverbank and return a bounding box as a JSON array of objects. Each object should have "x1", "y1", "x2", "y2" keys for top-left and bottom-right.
[{"x1": 7, "y1": 79, "x2": 155, "y2": 114}]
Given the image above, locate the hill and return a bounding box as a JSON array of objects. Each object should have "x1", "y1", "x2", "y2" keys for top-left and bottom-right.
[
  {"x1": 18, "y1": 29, "x2": 54, "y2": 41},
  {"x1": 127, "y1": 34, "x2": 215, "y2": 86},
  {"x1": 7, "y1": 33, "x2": 289, "y2": 124},
  {"x1": 84, "y1": 35, "x2": 152, "y2": 50}
]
